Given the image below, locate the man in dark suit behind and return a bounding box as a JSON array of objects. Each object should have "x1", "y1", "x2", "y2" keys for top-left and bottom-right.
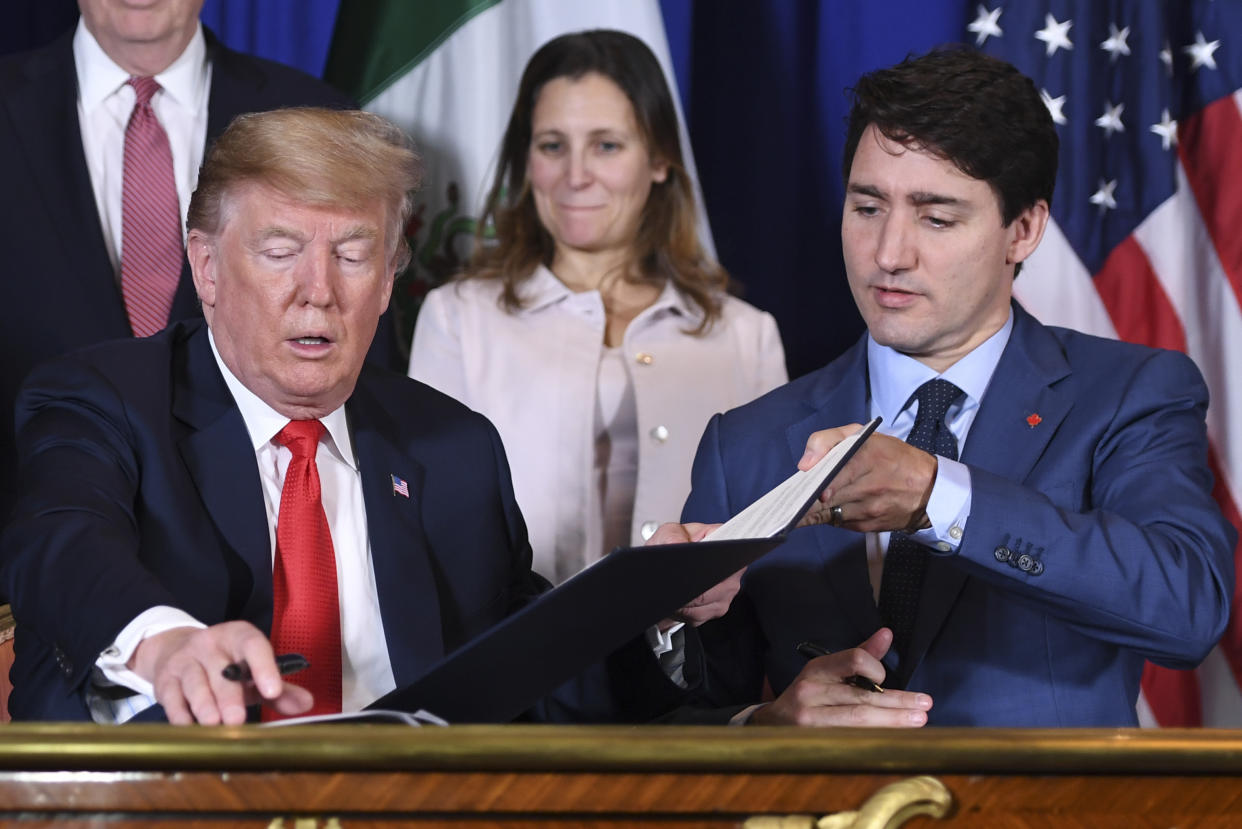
[
  {"x1": 0, "y1": 0, "x2": 397, "y2": 526},
  {"x1": 0, "y1": 107, "x2": 694, "y2": 724},
  {"x1": 681, "y1": 49, "x2": 1235, "y2": 727}
]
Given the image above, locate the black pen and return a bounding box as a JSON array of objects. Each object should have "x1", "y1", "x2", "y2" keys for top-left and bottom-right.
[
  {"x1": 221, "y1": 653, "x2": 309, "y2": 682},
  {"x1": 795, "y1": 641, "x2": 884, "y2": 693}
]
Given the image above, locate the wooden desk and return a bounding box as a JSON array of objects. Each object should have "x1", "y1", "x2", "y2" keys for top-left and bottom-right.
[{"x1": 1, "y1": 725, "x2": 1241, "y2": 827}]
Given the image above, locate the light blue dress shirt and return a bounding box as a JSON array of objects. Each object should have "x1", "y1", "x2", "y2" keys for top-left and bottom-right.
[{"x1": 862, "y1": 311, "x2": 1015, "y2": 598}]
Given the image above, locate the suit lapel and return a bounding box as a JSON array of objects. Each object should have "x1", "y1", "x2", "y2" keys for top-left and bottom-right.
[
  {"x1": 347, "y1": 377, "x2": 444, "y2": 688},
  {"x1": 6, "y1": 33, "x2": 129, "y2": 333},
  {"x1": 786, "y1": 340, "x2": 881, "y2": 643},
  {"x1": 959, "y1": 305, "x2": 1072, "y2": 482},
  {"x1": 903, "y1": 303, "x2": 1073, "y2": 684},
  {"x1": 172, "y1": 323, "x2": 274, "y2": 625}
]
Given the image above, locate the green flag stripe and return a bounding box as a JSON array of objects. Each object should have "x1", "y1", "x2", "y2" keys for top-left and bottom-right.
[{"x1": 325, "y1": 0, "x2": 502, "y2": 104}]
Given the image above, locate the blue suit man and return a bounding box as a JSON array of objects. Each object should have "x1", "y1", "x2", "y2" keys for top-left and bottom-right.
[{"x1": 680, "y1": 49, "x2": 1235, "y2": 727}]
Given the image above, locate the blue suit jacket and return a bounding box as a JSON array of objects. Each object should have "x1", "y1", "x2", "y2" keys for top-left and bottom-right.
[
  {"x1": 682, "y1": 303, "x2": 1235, "y2": 726},
  {"x1": 0, "y1": 320, "x2": 674, "y2": 722},
  {"x1": 0, "y1": 25, "x2": 402, "y2": 528}
]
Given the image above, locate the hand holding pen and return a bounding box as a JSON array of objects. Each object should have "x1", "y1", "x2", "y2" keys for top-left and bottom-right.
[
  {"x1": 222, "y1": 653, "x2": 309, "y2": 682},
  {"x1": 749, "y1": 628, "x2": 933, "y2": 727},
  {"x1": 126, "y1": 621, "x2": 314, "y2": 725},
  {"x1": 795, "y1": 641, "x2": 884, "y2": 693}
]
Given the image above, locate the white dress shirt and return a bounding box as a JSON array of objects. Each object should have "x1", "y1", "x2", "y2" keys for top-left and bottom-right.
[
  {"x1": 862, "y1": 310, "x2": 1014, "y2": 600},
  {"x1": 92, "y1": 332, "x2": 396, "y2": 722},
  {"x1": 74, "y1": 19, "x2": 211, "y2": 277}
]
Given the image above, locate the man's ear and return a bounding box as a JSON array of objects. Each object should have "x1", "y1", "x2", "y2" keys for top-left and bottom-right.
[
  {"x1": 1006, "y1": 200, "x2": 1050, "y2": 266},
  {"x1": 187, "y1": 229, "x2": 218, "y2": 311}
]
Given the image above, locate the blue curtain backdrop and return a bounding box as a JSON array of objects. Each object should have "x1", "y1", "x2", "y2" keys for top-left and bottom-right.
[
  {"x1": 199, "y1": 0, "x2": 342, "y2": 78},
  {"x1": 666, "y1": 2, "x2": 966, "y2": 376},
  {"x1": 4, "y1": 0, "x2": 965, "y2": 377}
]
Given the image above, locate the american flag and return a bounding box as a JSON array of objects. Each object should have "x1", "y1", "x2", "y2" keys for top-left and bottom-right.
[
  {"x1": 972, "y1": 1, "x2": 1242, "y2": 726},
  {"x1": 391, "y1": 474, "x2": 410, "y2": 499}
]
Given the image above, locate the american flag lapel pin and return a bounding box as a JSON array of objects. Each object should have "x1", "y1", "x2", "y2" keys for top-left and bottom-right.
[{"x1": 391, "y1": 474, "x2": 410, "y2": 498}]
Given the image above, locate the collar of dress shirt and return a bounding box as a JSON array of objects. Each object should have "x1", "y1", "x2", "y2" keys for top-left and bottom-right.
[
  {"x1": 74, "y1": 19, "x2": 208, "y2": 116},
  {"x1": 207, "y1": 328, "x2": 357, "y2": 471},
  {"x1": 517, "y1": 264, "x2": 699, "y2": 321},
  {"x1": 867, "y1": 307, "x2": 1014, "y2": 424}
]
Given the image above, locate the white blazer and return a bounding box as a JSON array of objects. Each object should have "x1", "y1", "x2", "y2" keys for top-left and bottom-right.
[{"x1": 410, "y1": 266, "x2": 788, "y2": 583}]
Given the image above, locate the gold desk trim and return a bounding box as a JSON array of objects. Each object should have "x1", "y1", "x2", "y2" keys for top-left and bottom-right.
[
  {"x1": 746, "y1": 775, "x2": 954, "y2": 829},
  {"x1": 1, "y1": 725, "x2": 1241, "y2": 773}
]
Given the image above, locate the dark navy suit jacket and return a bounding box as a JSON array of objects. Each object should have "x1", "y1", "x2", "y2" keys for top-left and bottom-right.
[
  {"x1": 0, "y1": 25, "x2": 401, "y2": 526},
  {"x1": 0, "y1": 320, "x2": 675, "y2": 722},
  {"x1": 682, "y1": 303, "x2": 1235, "y2": 726}
]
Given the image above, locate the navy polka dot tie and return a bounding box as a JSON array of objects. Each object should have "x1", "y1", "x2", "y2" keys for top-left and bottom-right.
[{"x1": 877, "y1": 378, "x2": 963, "y2": 681}]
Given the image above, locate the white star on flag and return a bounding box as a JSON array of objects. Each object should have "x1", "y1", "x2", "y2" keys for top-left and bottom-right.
[
  {"x1": 968, "y1": 5, "x2": 1003, "y2": 46},
  {"x1": 1101, "y1": 24, "x2": 1131, "y2": 62},
  {"x1": 1150, "y1": 109, "x2": 1178, "y2": 151},
  {"x1": 1035, "y1": 13, "x2": 1073, "y2": 56},
  {"x1": 1089, "y1": 178, "x2": 1118, "y2": 212},
  {"x1": 1041, "y1": 89, "x2": 1068, "y2": 125},
  {"x1": 1095, "y1": 101, "x2": 1125, "y2": 136},
  {"x1": 1184, "y1": 31, "x2": 1221, "y2": 72}
]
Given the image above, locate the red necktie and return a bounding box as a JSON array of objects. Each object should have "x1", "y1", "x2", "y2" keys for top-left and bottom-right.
[
  {"x1": 120, "y1": 76, "x2": 182, "y2": 338},
  {"x1": 266, "y1": 420, "x2": 343, "y2": 719}
]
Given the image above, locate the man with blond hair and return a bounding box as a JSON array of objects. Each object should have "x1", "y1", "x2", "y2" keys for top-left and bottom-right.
[
  {"x1": 0, "y1": 0, "x2": 374, "y2": 530},
  {"x1": 0, "y1": 108, "x2": 692, "y2": 724}
]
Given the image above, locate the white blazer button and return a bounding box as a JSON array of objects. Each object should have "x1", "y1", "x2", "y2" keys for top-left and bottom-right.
[
  {"x1": 650, "y1": 425, "x2": 669, "y2": 442},
  {"x1": 635, "y1": 352, "x2": 654, "y2": 365},
  {"x1": 641, "y1": 521, "x2": 659, "y2": 540}
]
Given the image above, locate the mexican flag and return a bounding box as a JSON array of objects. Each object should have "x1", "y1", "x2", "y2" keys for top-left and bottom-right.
[{"x1": 325, "y1": 0, "x2": 709, "y2": 355}]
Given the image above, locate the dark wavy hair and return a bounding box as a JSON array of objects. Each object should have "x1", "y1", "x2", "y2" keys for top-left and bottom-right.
[
  {"x1": 464, "y1": 29, "x2": 726, "y2": 332},
  {"x1": 843, "y1": 48, "x2": 1058, "y2": 274}
]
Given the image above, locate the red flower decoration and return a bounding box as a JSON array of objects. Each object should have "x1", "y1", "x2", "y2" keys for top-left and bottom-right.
[{"x1": 1026, "y1": 413, "x2": 1043, "y2": 428}]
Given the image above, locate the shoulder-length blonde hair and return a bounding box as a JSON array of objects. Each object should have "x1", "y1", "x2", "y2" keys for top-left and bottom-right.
[{"x1": 466, "y1": 29, "x2": 727, "y2": 333}]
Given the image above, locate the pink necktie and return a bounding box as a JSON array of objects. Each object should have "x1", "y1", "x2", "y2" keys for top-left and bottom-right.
[
  {"x1": 120, "y1": 76, "x2": 182, "y2": 338},
  {"x1": 265, "y1": 420, "x2": 343, "y2": 719}
]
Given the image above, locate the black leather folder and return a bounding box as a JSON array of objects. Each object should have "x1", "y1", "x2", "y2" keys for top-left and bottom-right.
[
  {"x1": 366, "y1": 534, "x2": 783, "y2": 722},
  {"x1": 368, "y1": 416, "x2": 880, "y2": 723}
]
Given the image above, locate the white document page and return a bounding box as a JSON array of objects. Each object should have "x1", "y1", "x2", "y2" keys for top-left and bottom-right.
[{"x1": 704, "y1": 417, "x2": 882, "y2": 542}]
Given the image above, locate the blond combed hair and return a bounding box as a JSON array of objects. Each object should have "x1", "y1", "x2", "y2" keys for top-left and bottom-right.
[{"x1": 187, "y1": 107, "x2": 423, "y2": 269}]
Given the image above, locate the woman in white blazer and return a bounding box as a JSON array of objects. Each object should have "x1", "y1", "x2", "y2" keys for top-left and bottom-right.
[{"x1": 410, "y1": 30, "x2": 786, "y2": 584}]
